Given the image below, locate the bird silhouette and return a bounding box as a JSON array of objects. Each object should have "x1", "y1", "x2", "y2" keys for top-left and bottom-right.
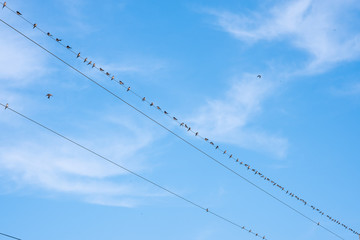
[
  {"x1": 99, "y1": 68, "x2": 104, "y2": 72},
  {"x1": 88, "y1": 61, "x2": 92, "y2": 65},
  {"x1": 229, "y1": 154, "x2": 232, "y2": 158},
  {"x1": 66, "y1": 45, "x2": 71, "y2": 49},
  {"x1": 150, "y1": 102, "x2": 154, "y2": 106},
  {"x1": 47, "y1": 32, "x2": 52, "y2": 37},
  {"x1": 4, "y1": 103, "x2": 8, "y2": 109},
  {"x1": 223, "y1": 150, "x2": 227, "y2": 154},
  {"x1": 119, "y1": 81, "x2": 124, "y2": 85},
  {"x1": 77, "y1": 52, "x2": 80, "y2": 58},
  {"x1": 56, "y1": 38, "x2": 61, "y2": 42},
  {"x1": 33, "y1": 23, "x2": 37, "y2": 29},
  {"x1": 180, "y1": 123, "x2": 184, "y2": 126},
  {"x1": 84, "y1": 58, "x2": 88, "y2": 63},
  {"x1": 195, "y1": 132, "x2": 198, "y2": 136},
  {"x1": 106, "y1": 72, "x2": 110, "y2": 76},
  {"x1": 204, "y1": 138, "x2": 208, "y2": 141},
  {"x1": 173, "y1": 117, "x2": 177, "y2": 120},
  {"x1": 111, "y1": 76, "x2": 114, "y2": 80},
  {"x1": 157, "y1": 106, "x2": 161, "y2": 110},
  {"x1": 257, "y1": 74, "x2": 262, "y2": 78},
  {"x1": 46, "y1": 93, "x2": 53, "y2": 99},
  {"x1": 127, "y1": 87, "x2": 131, "y2": 91},
  {"x1": 2, "y1": 2, "x2": 6, "y2": 9},
  {"x1": 142, "y1": 97, "x2": 146, "y2": 101},
  {"x1": 16, "y1": 11, "x2": 22, "y2": 15},
  {"x1": 164, "y1": 111, "x2": 168, "y2": 114},
  {"x1": 187, "y1": 127, "x2": 191, "y2": 131},
  {"x1": 92, "y1": 63, "x2": 96, "y2": 68}
]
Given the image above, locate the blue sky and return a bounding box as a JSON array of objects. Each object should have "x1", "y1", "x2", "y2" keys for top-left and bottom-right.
[{"x1": 0, "y1": 0, "x2": 359, "y2": 239}]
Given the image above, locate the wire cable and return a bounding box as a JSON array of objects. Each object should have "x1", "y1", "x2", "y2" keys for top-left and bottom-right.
[
  {"x1": 0, "y1": 232, "x2": 21, "y2": 240},
  {"x1": 0, "y1": 102, "x2": 267, "y2": 240},
  {"x1": 0, "y1": 2, "x2": 357, "y2": 236},
  {"x1": 0, "y1": 18, "x2": 349, "y2": 240}
]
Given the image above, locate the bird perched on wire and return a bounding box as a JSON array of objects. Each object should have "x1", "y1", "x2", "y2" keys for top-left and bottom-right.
[
  {"x1": 56, "y1": 38, "x2": 61, "y2": 42},
  {"x1": 99, "y1": 68, "x2": 104, "y2": 72},
  {"x1": 46, "y1": 93, "x2": 53, "y2": 99},
  {"x1": 106, "y1": 72, "x2": 110, "y2": 76},
  {"x1": 83, "y1": 58, "x2": 87, "y2": 63},
  {"x1": 111, "y1": 76, "x2": 114, "y2": 80},
  {"x1": 77, "y1": 52, "x2": 80, "y2": 58},
  {"x1": 119, "y1": 81, "x2": 124, "y2": 85},
  {"x1": 16, "y1": 11, "x2": 21, "y2": 15},
  {"x1": 173, "y1": 117, "x2": 177, "y2": 121},
  {"x1": 2, "y1": 2, "x2": 6, "y2": 9},
  {"x1": 87, "y1": 61, "x2": 92, "y2": 65},
  {"x1": 92, "y1": 63, "x2": 96, "y2": 68},
  {"x1": 142, "y1": 97, "x2": 146, "y2": 101},
  {"x1": 4, "y1": 103, "x2": 8, "y2": 109},
  {"x1": 257, "y1": 74, "x2": 262, "y2": 78},
  {"x1": 33, "y1": 23, "x2": 37, "y2": 29},
  {"x1": 66, "y1": 45, "x2": 71, "y2": 49},
  {"x1": 127, "y1": 87, "x2": 131, "y2": 91},
  {"x1": 47, "y1": 32, "x2": 52, "y2": 37}
]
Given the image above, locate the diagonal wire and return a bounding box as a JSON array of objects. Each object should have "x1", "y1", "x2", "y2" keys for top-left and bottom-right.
[
  {"x1": 0, "y1": 18, "x2": 348, "y2": 240},
  {"x1": 0, "y1": 232, "x2": 21, "y2": 240},
  {"x1": 0, "y1": 2, "x2": 358, "y2": 236},
  {"x1": 0, "y1": 102, "x2": 267, "y2": 240}
]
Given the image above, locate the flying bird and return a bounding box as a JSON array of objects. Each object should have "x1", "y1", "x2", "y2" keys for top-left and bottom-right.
[
  {"x1": 33, "y1": 23, "x2": 37, "y2": 29},
  {"x1": 257, "y1": 74, "x2": 262, "y2": 78},
  {"x1": 2, "y1": 2, "x2": 6, "y2": 9},
  {"x1": 47, "y1": 32, "x2": 52, "y2": 37},
  {"x1": 77, "y1": 52, "x2": 80, "y2": 58},
  {"x1": 46, "y1": 93, "x2": 53, "y2": 99},
  {"x1": 4, "y1": 103, "x2": 8, "y2": 109},
  {"x1": 56, "y1": 38, "x2": 61, "y2": 42}
]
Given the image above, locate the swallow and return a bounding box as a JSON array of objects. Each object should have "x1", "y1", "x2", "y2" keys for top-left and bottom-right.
[
  {"x1": 106, "y1": 72, "x2": 110, "y2": 76},
  {"x1": 16, "y1": 11, "x2": 21, "y2": 15},
  {"x1": 180, "y1": 123, "x2": 184, "y2": 126},
  {"x1": 33, "y1": 23, "x2": 37, "y2": 29},
  {"x1": 142, "y1": 97, "x2": 146, "y2": 101},
  {"x1": 185, "y1": 124, "x2": 188, "y2": 128},
  {"x1": 187, "y1": 127, "x2": 191, "y2": 131},
  {"x1": 210, "y1": 142, "x2": 214, "y2": 145},
  {"x1": 223, "y1": 150, "x2": 227, "y2": 154},
  {"x1": 47, "y1": 32, "x2": 52, "y2": 37},
  {"x1": 150, "y1": 102, "x2": 154, "y2": 106},
  {"x1": 99, "y1": 68, "x2": 104, "y2": 71},
  {"x1": 77, "y1": 52, "x2": 80, "y2": 58},
  {"x1": 119, "y1": 81, "x2": 124, "y2": 85},
  {"x1": 111, "y1": 76, "x2": 114, "y2": 80},
  {"x1": 4, "y1": 103, "x2": 8, "y2": 109},
  {"x1": 157, "y1": 106, "x2": 161, "y2": 110},
  {"x1": 127, "y1": 87, "x2": 131, "y2": 91},
  {"x1": 204, "y1": 138, "x2": 208, "y2": 141},
  {"x1": 317, "y1": 222, "x2": 320, "y2": 226},
  {"x1": 2, "y1": 2, "x2": 6, "y2": 9},
  {"x1": 66, "y1": 45, "x2": 71, "y2": 49},
  {"x1": 195, "y1": 132, "x2": 198, "y2": 136},
  {"x1": 229, "y1": 154, "x2": 232, "y2": 158},
  {"x1": 240, "y1": 162, "x2": 243, "y2": 165},
  {"x1": 164, "y1": 111, "x2": 168, "y2": 114},
  {"x1": 83, "y1": 58, "x2": 88, "y2": 63},
  {"x1": 88, "y1": 61, "x2": 92, "y2": 65},
  {"x1": 215, "y1": 146, "x2": 219, "y2": 149},
  {"x1": 173, "y1": 117, "x2": 177, "y2": 120},
  {"x1": 56, "y1": 38, "x2": 61, "y2": 42},
  {"x1": 92, "y1": 63, "x2": 96, "y2": 68},
  {"x1": 257, "y1": 74, "x2": 261, "y2": 78},
  {"x1": 46, "y1": 93, "x2": 53, "y2": 99}
]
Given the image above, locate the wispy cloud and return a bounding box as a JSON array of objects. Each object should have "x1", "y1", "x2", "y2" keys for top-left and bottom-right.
[
  {"x1": 206, "y1": 0, "x2": 360, "y2": 73},
  {"x1": 189, "y1": 75, "x2": 288, "y2": 158}
]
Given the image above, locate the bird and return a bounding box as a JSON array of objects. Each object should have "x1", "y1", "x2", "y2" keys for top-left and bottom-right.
[
  {"x1": 206, "y1": 208, "x2": 209, "y2": 212},
  {"x1": 106, "y1": 72, "x2": 110, "y2": 76},
  {"x1": 164, "y1": 111, "x2": 168, "y2": 114},
  {"x1": 223, "y1": 150, "x2": 227, "y2": 154},
  {"x1": 173, "y1": 117, "x2": 177, "y2": 121},
  {"x1": 66, "y1": 45, "x2": 71, "y2": 49},
  {"x1": 77, "y1": 52, "x2": 80, "y2": 58},
  {"x1": 185, "y1": 124, "x2": 188, "y2": 128},
  {"x1": 229, "y1": 154, "x2": 232, "y2": 158},
  {"x1": 46, "y1": 93, "x2": 53, "y2": 99},
  {"x1": 84, "y1": 58, "x2": 87, "y2": 63},
  {"x1": 111, "y1": 76, "x2": 114, "y2": 80},
  {"x1": 142, "y1": 97, "x2": 146, "y2": 101},
  {"x1": 127, "y1": 87, "x2": 131, "y2": 91},
  {"x1": 92, "y1": 63, "x2": 96, "y2": 68},
  {"x1": 150, "y1": 102, "x2": 154, "y2": 106},
  {"x1": 119, "y1": 81, "x2": 124, "y2": 85},
  {"x1": 88, "y1": 61, "x2": 92, "y2": 65},
  {"x1": 157, "y1": 106, "x2": 161, "y2": 110},
  {"x1": 257, "y1": 74, "x2": 262, "y2": 78},
  {"x1": 215, "y1": 146, "x2": 219, "y2": 149},
  {"x1": 47, "y1": 32, "x2": 52, "y2": 37},
  {"x1": 16, "y1": 11, "x2": 21, "y2": 15},
  {"x1": 187, "y1": 127, "x2": 191, "y2": 131},
  {"x1": 56, "y1": 38, "x2": 61, "y2": 42},
  {"x1": 180, "y1": 123, "x2": 184, "y2": 126},
  {"x1": 99, "y1": 68, "x2": 104, "y2": 72},
  {"x1": 195, "y1": 132, "x2": 198, "y2": 136},
  {"x1": 210, "y1": 142, "x2": 214, "y2": 145},
  {"x1": 4, "y1": 103, "x2": 8, "y2": 109},
  {"x1": 204, "y1": 138, "x2": 208, "y2": 141},
  {"x1": 33, "y1": 23, "x2": 37, "y2": 29},
  {"x1": 2, "y1": 2, "x2": 6, "y2": 9}
]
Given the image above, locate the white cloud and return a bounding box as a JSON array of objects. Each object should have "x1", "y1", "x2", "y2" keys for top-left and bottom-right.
[
  {"x1": 207, "y1": 0, "x2": 360, "y2": 73},
  {"x1": 189, "y1": 75, "x2": 288, "y2": 158}
]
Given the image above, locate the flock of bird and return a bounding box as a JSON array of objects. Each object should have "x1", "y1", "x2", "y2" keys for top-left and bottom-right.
[{"x1": 1, "y1": 1, "x2": 359, "y2": 237}]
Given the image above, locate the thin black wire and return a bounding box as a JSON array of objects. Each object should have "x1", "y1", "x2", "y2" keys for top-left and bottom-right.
[
  {"x1": 0, "y1": 232, "x2": 21, "y2": 240},
  {"x1": 0, "y1": 18, "x2": 346, "y2": 240},
  {"x1": 1, "y1": 3, "x2": 357, "y2": 236},
  {"x1": 0, "y1": 102, "x2": 267, "y2": 240}
]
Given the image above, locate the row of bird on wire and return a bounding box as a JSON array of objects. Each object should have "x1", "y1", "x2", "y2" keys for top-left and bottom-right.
[{"x1": 1, "y1": 2, "x2": 359, "y2": 236}]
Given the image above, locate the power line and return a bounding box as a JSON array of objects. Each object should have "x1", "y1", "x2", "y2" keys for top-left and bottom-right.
[
  {"x1": 0, "y1": 232, "x2": 21, "y2": 240},
  {"x1": 0, "y1": 2, "x2": 357, "y2": 236},
  {"x1": 0, "y1": 102, "x2": 267, "y2": 240},
  {"x1": 0, "y1": 18, "x2": 348, "y2": 240}
]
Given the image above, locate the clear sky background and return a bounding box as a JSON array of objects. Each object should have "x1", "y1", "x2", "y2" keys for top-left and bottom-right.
[{"x1": 0, "y1": 0, "x2": 359, "y2": 240}]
